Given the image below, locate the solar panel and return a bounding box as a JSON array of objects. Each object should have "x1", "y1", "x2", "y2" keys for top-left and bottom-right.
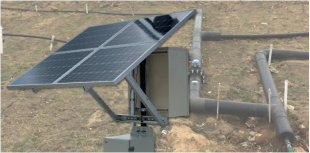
[
  {"x1": 106, "y1": 10, "x2": 191, "y2": 46},
  {"x1": 58, "y1": 44, "x2": 156, "y2": 83},
  {"x1": 56, "y1": 21, "x2": 130, "y2": 52},
  {"x1": 7, "y1": 9, "x2": 196, "y2": 89},
  {"x1": 9, "y1": 51, "x2": 91, "y2": 85}
]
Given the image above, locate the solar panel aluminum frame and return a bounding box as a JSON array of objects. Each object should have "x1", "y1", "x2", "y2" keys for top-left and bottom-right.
[{"x1": 7, "y1": 9, "x2": 197, "y2": 90}]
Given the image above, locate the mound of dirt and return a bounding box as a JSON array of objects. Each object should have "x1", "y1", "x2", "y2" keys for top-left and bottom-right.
[{"x1": 167, "y1": 125, "x2": 211, "y2": 152}]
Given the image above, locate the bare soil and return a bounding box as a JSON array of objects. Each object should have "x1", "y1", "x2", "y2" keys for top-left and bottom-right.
[{"x1": 1, "y1": 1, "x2": 309, "y2": 152}]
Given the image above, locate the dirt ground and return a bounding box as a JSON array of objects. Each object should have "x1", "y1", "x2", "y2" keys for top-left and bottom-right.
[{"x1": 1, "y1": 1, "x2": 309, "y2": 152}]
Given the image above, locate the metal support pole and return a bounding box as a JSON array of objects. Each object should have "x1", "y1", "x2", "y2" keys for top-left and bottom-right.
[
  {"x1": 130, "y1": 89, "x2": 135, "y2": 126},
  {"x1": 129, "y1": 71, "x2": 136, "y2": 127},
  {"x1": 125, "y1": 75, "x2": 167, "y2": 126},
  {"x1": 0, "y1": 26, "x2": 3, "y2": 54},
  {"x1": 86, "y1": 87, "x2": 117, "y2": 121}
]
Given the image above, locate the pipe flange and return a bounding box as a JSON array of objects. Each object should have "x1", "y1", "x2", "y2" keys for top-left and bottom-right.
[{"x1": 188, "y1": 66, "x2": 206, "y2": 83}]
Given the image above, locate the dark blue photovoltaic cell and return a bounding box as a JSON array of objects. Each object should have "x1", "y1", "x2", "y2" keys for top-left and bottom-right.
[
  {"x1": 58, "y1": 44, "x2": 155, "y2": 83},
  {"x1": 105, "y1": 11, "x2": 191, "y2": 46},
  {"x1": 9, "y1": 52, "x2": 91, "y2": 85},
  {"x1": 56, "y1": 21, "x2": 130, "y2": 52},
  {"x1": 7, "y1": 9, "x2": 196, "y2": 89}
]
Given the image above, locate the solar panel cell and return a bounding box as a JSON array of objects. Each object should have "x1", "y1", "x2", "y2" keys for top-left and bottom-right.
[
  {"x1": 58, "y1": 44, "x2": 155, "y2": 83},
  {"x1": 56, "y1": 21, "x2": 130, "y2": 52},
  {"x1": 7, "y1": 9, "x2": 196, "y2": 89},
  {"x1": 9, "y1": 52, "x2": 91, "y2": 85}
]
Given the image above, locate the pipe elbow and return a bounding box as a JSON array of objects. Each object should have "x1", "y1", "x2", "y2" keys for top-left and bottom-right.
[
  {"x1": 189, "y1": 97, "x2": 206, "y2": 114},
  {"x1": 255, "y1": 50, "x2": 268, "y2": 62},
  {"x1": 256, "y1": 49, "x2": 269, "y2": 58}
]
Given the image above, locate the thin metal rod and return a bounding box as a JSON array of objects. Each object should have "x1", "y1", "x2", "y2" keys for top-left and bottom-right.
[
  {"x1": 268, "y1": 88, "x2": 272, "y2": 123},
  {"x1": 85, "y1": 4, "x2": 88, "y2": 14},
  {"x1": 50, "y1": 35, "x2": 54, "y2": 51},
  {"x1": 216, "y1": 83, "x2": 221, "y2": 120},
  {"x1": 129, "y1": 4, "x2": 134, "y2": 16},
  {"x1": 87, "y1": 87, "x2": 117, "y2": 121},
  {"x1": 268, "y1": 44, "x2": 273, "y2": 66},
  {"x1": 284, "y1": 80, "x2": 288, "y2": 112},
  {"x1": 125, "y1": 75, "x2": 167, "y2": 126}
]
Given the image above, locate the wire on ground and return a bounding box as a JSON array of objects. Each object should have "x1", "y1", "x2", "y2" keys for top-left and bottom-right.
[
  {"x1": 1, "y1": 7, "x2": 162, "y2": 16},
  {"x1": 3, "y1": 33, "x2": 67, "y2": 43}
]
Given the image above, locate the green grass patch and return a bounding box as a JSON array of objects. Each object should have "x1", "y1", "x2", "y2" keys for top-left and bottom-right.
[
  {"x1": 227, "y1": 88, "x2": 258, "y2": 103},
  {"x1": 12, "y1": 137, "x2": 35, "y2": 152},
  {"x1": 229, "y1": 65, "x2": 242, "y2": 76}
]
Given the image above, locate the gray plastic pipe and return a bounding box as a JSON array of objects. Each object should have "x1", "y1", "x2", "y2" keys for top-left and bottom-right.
[
  {"x1": 189, "y1": 8, "x2": 202, "y2": 100},
  {"x1": 255, "y1": 49, "x2": 309, "y2": 142},
  {"x1": 189, "y1": 8, "x2": 309, "y2": 143},
  {"x1": 190, "y1": 98, "x2": 274, "y2": 117},
  {"x1": 201, "y1": 31, "x2": 309, "y2": 41},
  {"x1": 188, "y1": 9, "x2": 271, "y2": 118},
  {"x1": 190, "y1": 9, "x2": 203, "y2": 65}
]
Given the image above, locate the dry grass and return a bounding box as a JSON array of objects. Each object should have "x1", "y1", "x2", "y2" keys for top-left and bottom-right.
[{"x1": 1, "y1": 1, "x2": 309, "y2": 152}]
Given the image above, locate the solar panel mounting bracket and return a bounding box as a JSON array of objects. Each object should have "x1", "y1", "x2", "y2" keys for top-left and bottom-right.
[
  {"x1": 115, "y1": 115, "x2": 158, "y2": 124},
  {"x1": 125, "y1": 74, "x2": 168, "y2": 126},
  {"x1": 85, "y1": 86, "x2": 166, "y2": 125},
  {"x1": 86, "y1": 87, "x2": 117, "y2": 121}
]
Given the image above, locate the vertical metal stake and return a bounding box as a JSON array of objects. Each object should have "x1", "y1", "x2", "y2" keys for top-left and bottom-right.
[
  {"x1": 0, "y1": 26, "x2": 3, "y2": 54},
  {"x1": 268, "y1": 88, "x2": 272, "y2": 123},
  {"x1": 216, "y1": 83, "x2": 221, "y2": 120},
  {"x1": 129, "y1": 4, "x2": 134, "y2": 16},
  {"x1": 268, "y1": 44, "x2": 273, "y2": 66},
  {"x1": 284, "y1": 80, "x2": 288, "y2": 112},
  {"x1": 49, "y1": 35, "x2": 55, "y2": 51},
  {"x1": 35, "y1": 5, "x2": 38, "y2": 12},
  {"x1": 85, "y1": 4, "x2": 88, "y2": 14}
]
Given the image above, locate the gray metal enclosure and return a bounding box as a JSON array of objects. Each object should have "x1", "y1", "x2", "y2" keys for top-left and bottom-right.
[
  {"x1": 104, "y1": 126, "x2": 155, "y2": 152},
  {"x1": 133, "y1": 47, "x2": 189, "y2": 118}
]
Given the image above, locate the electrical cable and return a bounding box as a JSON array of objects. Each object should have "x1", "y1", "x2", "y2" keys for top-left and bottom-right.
[
  {"x1": 3, "y1": 33, "x2": 67, "y2": 43},
  {"x1": 1, "y1": 6, "x2": 162, "y2": 16}
]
